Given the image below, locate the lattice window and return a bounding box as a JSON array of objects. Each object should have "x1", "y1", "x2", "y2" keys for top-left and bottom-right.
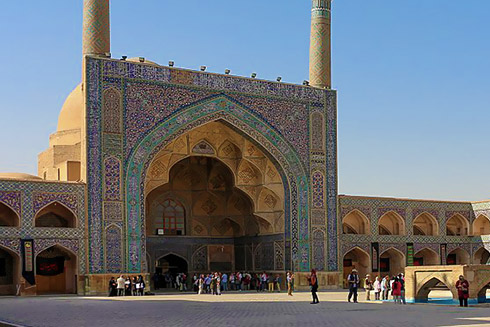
[{"x1": 159, "y1": 200, "x2": 185, "y2": 235}]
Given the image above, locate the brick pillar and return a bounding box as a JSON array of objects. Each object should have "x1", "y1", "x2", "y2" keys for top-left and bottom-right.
[
  {"x1": 83, "y1": 0, "x2": 110, "y2": 56},
  {"x1": 309, "y1": 0, "x2": 331, "y2": 89}
]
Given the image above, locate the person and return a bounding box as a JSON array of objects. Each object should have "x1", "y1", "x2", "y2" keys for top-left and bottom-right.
[
  {"x1": 152, "y1": 272, "x2": 160, "y2": 290},
  {"x1": 275, "y1": 274, "x2": 282, "y2": 292},
  {"x1": 138, "y1": 275, "x2": 145, "y2": 296},
  {"x1": 230, "y1": 273, "x2": 235, "y2": 291},
  {"x1": 261, "y1": 272, "x2": 267, "y2": 292},
  {"x1": 268, "y1": 273, "x2": 275, "y2": 292},
  {"x1": 373, "y1": 276, "x2": 381, "y2": 300},
  {"x1": 108, "y1": 277, "x2": 117, "y2": 297},
  {"x1": 132, "y1": 276, "x2": 138, "y2": 296},
  {"x1": 392, "y1": 276, "x2": 402, "y2": 304},
  {"x1": 216, "y1": 273, "x2": 221, "y2": 295},
  {"x1": 308, "y1": 269, "x2": 319, "y2": 304},
  {"x1": 222, "y1": 273, "x2": 228, "y2": 292},
  {"x1": 117, "y1": 275, "x2": 125, "y2": 296},
  {"x1": 398, "y1": 273, "x2": 406, "y2": 304},
  {"x1": 125, "y1": 277, "x2": 132, "y2": 296},
  {"x1": 456, "y1": 275, "x2": 470, "y2": 307},
  {"x1": 192, "y1": 274, "x2": 198, "y2": 293},
  {"x1": 364, "y1": 274, "x2": 372, "y2": 301},
  {"x1": 198, "y1": 274, "x2": 204, "y2": 294},
  {"x1": 287, "y1": 271, "x2": 294, "y2": 296},
  {"x1": 347, "y1": 269, "x2": 360, "y2": 303},
  {"x1": 381, "y1": 275, "x2": 389, "y2": 300},
  {"x1": 205, "y1": 274, "x2": 211, "y2": 293}
]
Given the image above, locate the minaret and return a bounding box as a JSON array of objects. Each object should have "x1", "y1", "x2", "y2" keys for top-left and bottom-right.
[
  {"x1": 83, "y1": 0, "x2": 110, "y2": 56},
  {"x1": 309, "y1": 0, "x2": 332, "y2": 89}
]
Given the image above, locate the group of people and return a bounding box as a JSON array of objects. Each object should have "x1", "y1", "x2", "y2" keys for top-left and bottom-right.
[
  {"x1": 190, "y1": 271, "x2": 290, "y2": 294},
  {"x1": 365, "y1": 273, "x2": 407, "y2": 304},
  {"x1": 152, "y1": 272, "x2": 187, "y2": 290},
  {"x1": 109, "y1": 275, "x2": 146, "y2": 297}
]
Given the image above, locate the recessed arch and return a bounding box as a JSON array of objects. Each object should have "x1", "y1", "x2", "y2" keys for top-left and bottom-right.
[
  {"x1": 0, "y1": 202, "x2": 20, "y2": 227},
  {"x1": 416, "y1": 277, "x2": 457, "y2": 302},
  {"x1": 35, "y1": 244, "x2": 77, "y2": 294},
  {"x1": 413, "y1": 212, "x2": 439, "y2": 236},
  {"x1": 342, "y1": 247, "x2": 370, "y2": 288},
  {"x1": 0, "y1": 245, "x2": 20, "y2": 295},
  {"x1": 342, "y1": 210, "x2": 370, "y2": 235},
  {"x1": 378, "y1": 211, "x2": 405, "y2": 235},
  {"x1": 34, "y1": 201, "x2": 77, "y2": 228},
  {"x1": 413, "y1": 248, "x2": 440, "y2": 266},
  {"x1": 155, "y1": 253, "x2": 188, "y2": 278},
  {"x1": 473, "y1": 247, "x2": 490, "y2": 265},
  {"x1": 380, "y1": 247, "x2": 406, "y2": 276},
  {"x1": 446, "y1": 248, "x2": 470, "y2": 265},
  {"x1": 473, "y1": 214, "x2": 490, "y2": 236},
  {"x1": 446, "y1": 214, "x2": 469, "y2": 236}
]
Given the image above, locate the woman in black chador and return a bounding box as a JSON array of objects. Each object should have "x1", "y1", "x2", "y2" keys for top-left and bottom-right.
[{"x1": 108, "y1": 277, "x2": 117, "y2": 297}]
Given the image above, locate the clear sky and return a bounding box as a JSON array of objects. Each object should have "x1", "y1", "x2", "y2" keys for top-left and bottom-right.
[{"x1": 0, "y1": 1, "x2": 489, "y2": 201}]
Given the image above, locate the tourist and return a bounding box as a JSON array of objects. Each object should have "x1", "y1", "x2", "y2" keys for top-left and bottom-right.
[
  {"x1": 261, "y1": 272, "x2": 268, "y2": 292},
  {"x1": 268, "y1": 273, "x2": 275, "y2": 292},
  {"x1": 456, "y1": 275, "x2": 470, "y2": 307},
  {"x1": 347, "y1": 269, "x2": 360, "y2": 303},
  {"x1": 222, "y1": 273, "x2": 228, "y2": 292},
  {"x1": 132, "y1": 276, "x2": 138, "y2": 296},
  {"x1": 236, "y1": 272, "x2": 242, "y2": 291},
  {"x1": 275, "y1": 274, "x2": 282, "y2": 292},
  {"x1": 116, "y1": 275, "x2": 125, "y2": 296},
  {"x1": 152, "y1": 272, "x2": 160, "y2": 290},
  {"x1": 137, "y1": 275, "x2": 145, "y2": 296},
  {"x1": 192, "y1": 274, "x2": 198, "y2": 293},
  {"x1": 108, "y1": 277, "x2": 117, "y2": 297},
  {"x1": 392, "y1": 276, "x2": 402, "y2": 304},
  {"x1": 373, "y1": 276, "x2": 381, "y2": 300},
  {"x1": 308, "y1": 269, "x2": 319, "y2": 304},
  {"x1": 205, "y1": 274, "x2": 211, "y2": 293},
  {"x1": 256, "y1": 274, "x2": 262, "y2": 292},
  {"x1": 381, "y1": 275, "x2": 390, "y2": 300},
  {"x1": 364, "y1": 274, "x2": 372, "y2": 301},
  {"x1": 287, "y1": 271, "x2": 294, "y2": 296},
  {"x1": 230, "y1": 273, "x2": 235, "y2": 291},
  {"x1": 125, "y1": 277, "x2": 132, "y2": 296},
  {"x1": 216, "y1": 273, "x2": 221, "y2": 295},
  {"x1": 398, "y1": 273, "x2": 406, "y2": 304}
]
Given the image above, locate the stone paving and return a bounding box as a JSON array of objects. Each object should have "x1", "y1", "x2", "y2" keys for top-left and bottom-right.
[{"x1": 0, "y1": 291, "x2": 490, "y2": 327}]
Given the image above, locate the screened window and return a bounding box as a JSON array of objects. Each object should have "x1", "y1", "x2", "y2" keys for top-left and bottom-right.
[{"x1": 159, "y1": 200, "x2": 185, "y2": 235}]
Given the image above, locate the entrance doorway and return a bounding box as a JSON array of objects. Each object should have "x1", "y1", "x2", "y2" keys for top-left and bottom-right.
[
  {"x1": 155, "y1": 254, "x2": 188, "y2": 289},
  {"x1": 35, "y1": 245, "x2": 77, "y2": 294}
]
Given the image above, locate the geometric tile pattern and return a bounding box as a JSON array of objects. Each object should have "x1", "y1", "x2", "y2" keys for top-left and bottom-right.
[
  {"x1": 83, "y1": 0, "x2": 110, "y2": 56},
  {"x1": 309, "y1": 0, "x2": 331, "y2": 88}
]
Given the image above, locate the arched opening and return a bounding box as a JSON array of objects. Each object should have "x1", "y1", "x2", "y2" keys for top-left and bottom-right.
[
  {"x1": 416, "y1": 277, "x2": 455, "y2": 303},
  {"x1": 473, "y1": 215, "x2": 490, "y2": 236},
  {"x1": 446, "y1": 248, "x2": 470, "y2": 265},
  {"x1": 0, "y1": 247, "x2": 20, "y2": 295},
  {"x1": 446, "y1": 214, "x2": 469, "y2": 236},
  {"x1": 342, "y1": 210, "x2": 370, "y2": 235},
  {"x1": 413, "y1": 213, "x2": 439, "y2": 236},
  {"x1": 473, "y1": 247, "x2": 490, "y2": 265},
  {"x1": 378, "y1": 212, "x2": 405, "y2": 235},
  {"x1": 35, "y1": 202, "x2": 76, "y2": 228},
  {"x1": 380, "y1": 248, "x2": 405, "y2": 277},
  {"x1": 0, "y1": 202, "x2": 19, "y2": 227},
  {"x1": 413, "y1": 248, "x2": 440, "y2": 266},
  {"x1": 35, "y1": 245, "x2": 77, "y2": 294},
  {"x1": 477, "y1": 281, "x2": 490, "y2": 303},
  {"x1": 342, "y1": 247, "x2": 370, "y2": 288},
  {"x1": 155, "y1": 254, "x2": 188, "y2": 289}
]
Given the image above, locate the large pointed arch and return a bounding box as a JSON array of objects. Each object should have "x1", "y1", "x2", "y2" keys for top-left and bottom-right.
[
  {"x1": 413, "y1": 212, "x2": 439, "y2": 236},
  {"x1": 473, "y1": 214, "x2": 490, "y2": 236},
  {"x1": 342, "y1": 209, "x2": 370, "y2": 235},
  {"x1": 34, "y1": 201, "x2": 77, "y2": 228},
  {"x1": 0, "y1": 244, "x2": 20, "y2": 295},
  {"x1": 125, "y1": 96, "x2": 309, "y2": 273},
  {"x1": 378, "y1": 211, "x2": 405, "y2": 235}
]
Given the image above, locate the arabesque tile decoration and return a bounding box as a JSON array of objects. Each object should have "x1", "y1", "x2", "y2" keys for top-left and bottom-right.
[{"x1": 85, "y1": 57, "x2": 338, "y2": 274}]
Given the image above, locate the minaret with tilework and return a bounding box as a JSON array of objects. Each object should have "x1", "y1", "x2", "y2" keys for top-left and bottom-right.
[
  {"x1": 309, "y1": 0, "x2": 331, "y2": 89},
  {"x1": 83, "y1": 0, "x2": 110, "y2": 56}
]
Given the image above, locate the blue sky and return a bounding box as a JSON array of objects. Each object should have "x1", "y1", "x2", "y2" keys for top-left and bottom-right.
[{"x1": 0, "y1": 1, "x2": 489, "y2": 201}]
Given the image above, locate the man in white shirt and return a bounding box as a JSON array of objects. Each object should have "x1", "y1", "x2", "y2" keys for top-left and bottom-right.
[{"x1": 116, "y1": 275, "x2": 125, "y2": 296}]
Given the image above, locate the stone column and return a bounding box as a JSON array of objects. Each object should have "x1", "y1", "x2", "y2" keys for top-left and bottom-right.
[
  {"x1": 83, "y1": 0, "x2": 110, "y2": 56},
  {"x1": 309, "y1": 0, "x2": 331, "y2": 89}
]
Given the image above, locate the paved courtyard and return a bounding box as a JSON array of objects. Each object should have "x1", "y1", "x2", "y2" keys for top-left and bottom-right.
[{"x1": 1, "y1": 291, "x2": 490, "y2": 327}]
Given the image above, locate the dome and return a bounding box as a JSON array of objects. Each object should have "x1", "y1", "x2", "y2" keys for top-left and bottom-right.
[
  {"x1": 57, "y1": 84, "x2": 83, "y2": 132},
  {"x1": 0, "y1": 173, "x2": 42, "y2": 181},
  {"x1": 127, "y1": 57, "x2": 159, "y2": 65}
]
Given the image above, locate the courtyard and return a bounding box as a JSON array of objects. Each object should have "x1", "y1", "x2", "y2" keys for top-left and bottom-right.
[{"x1": 1, "y1": 291, "x2": 490, "y2": 327}]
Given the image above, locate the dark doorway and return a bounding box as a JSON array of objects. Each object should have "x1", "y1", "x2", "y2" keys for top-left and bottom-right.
[
  {"x1": 155, "y1": 254, "x2": 188, "y2": 289},
  {"x1": 380, "y1": 258, "x2": 390, "y2": 273}
]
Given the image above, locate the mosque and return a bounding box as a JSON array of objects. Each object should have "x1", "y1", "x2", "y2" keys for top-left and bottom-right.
[{"x1": 0, "y1": 0, "x2": 489, "y2": 296}]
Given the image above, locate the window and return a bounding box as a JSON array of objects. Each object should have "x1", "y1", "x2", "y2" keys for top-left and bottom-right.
[{"x1": 158, "y1": 200, "x2": 185, "y2": 236}]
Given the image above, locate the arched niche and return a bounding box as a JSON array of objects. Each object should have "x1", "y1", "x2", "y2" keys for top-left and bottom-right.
[
  {"x1": 378, "y1": 211, "x2": 405, "y2": 235},
  {"x1": 413, "y1": 248, "x2": 440, "y2": 266},
  {"x1": 35, "y1": 245, "x2": 77, "y2": 294},
  {"x1": 473, "y1": 215, "x2": 490, "y2": 236},
  {"x1": 380, "y1": 248, "x2": 405, "y2": 277},
  {"x1": 35, "y1": 202, "x2": 76, "y2": 228},
  {"x1": 156, "y1": 253, "x2": 188, "y2": 278},
  {"x1": 342, "y1": 247, "x2": 370, "y2": 288},
  {"x1": 342, "y1": 210, "x2": 370, "y2": 235},
  {"x1": 473, "y1": 247, "x2": 490, "y2": 265},
  {"x1": 416, "y1": 277, "x2": 456, "y2": 302},
  {"x1": 446, "y1": 248, "x2": 470, "y2": 265},
  {"x1": 413, "y1": 212, "x2": 439, "y2": 236},
  {"x1": 0, "y1": 246, "x2": 20, "y2": 295},
  {"x1": 0, "y1": 202, "x2": 20, "y2": 227},
  {"x1": 446, "y1": 214, "x2": 469, "y2": 236}
]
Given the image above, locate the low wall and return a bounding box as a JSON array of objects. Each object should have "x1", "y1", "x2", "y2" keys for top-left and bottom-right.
[{"x1": 294, "y1": 272, "x2": 341, "y2": 291}]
